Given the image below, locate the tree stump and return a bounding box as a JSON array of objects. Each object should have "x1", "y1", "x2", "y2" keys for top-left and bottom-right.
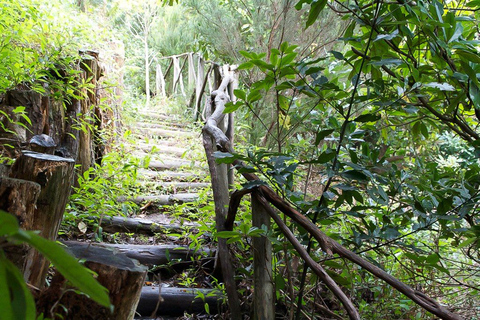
[
  {"x1": 36, "y1": 244, "x2": 147, "y2": 320},
  {"x1": 10, "y1": 150, "x2": 75, "y2": 287},
  {"x1": 0, "y1": 176, "x2": 41, "y2": 268}
]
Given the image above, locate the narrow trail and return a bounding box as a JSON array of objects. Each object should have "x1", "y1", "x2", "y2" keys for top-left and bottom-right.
[{"x1": 119, "y1": 105, "x2": 223, "y2": 319}]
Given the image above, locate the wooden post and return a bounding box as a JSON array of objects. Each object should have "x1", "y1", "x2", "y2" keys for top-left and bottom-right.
[
  {"x1": 10, "y1": 150, "x2": 75, "y2": 288},
  {"x1": 226, "y1": 65, "x2": 238, "y2": 190},
  {"x1": 252, "y1": 192, "x2": 274, "y2": 320},
  {"x1": 188, "y1": 52, "x2": 196, "y2": 90},
  {"x1": 156, "y1": 63, "x2": 166, "y2": 97},
  {"x1": 0, "y1": 176, "x2": 41, "y2": 269}
]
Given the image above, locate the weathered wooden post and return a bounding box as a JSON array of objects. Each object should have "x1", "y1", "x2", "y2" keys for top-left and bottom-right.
[
  {"x1": 10, "y1": 150, "x2": 75, "y2": 287},
  {"x1": 252, "y1": 192, "x2": 274, "y2": 320},
  {"x1": 0, "y1": 176, "x2": 41, "y2": 268},
  {"x1": 202, "y1": 71, "x2": 242, "y2": 319}
]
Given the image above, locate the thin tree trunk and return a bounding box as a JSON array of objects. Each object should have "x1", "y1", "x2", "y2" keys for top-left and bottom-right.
[{"x1": 252, "y1": 193, "x2": 274, "y2": 320}]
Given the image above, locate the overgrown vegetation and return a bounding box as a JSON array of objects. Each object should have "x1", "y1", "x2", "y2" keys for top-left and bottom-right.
[{"x1": 2, "y1": 0, "x2": 480, "y2": 318}]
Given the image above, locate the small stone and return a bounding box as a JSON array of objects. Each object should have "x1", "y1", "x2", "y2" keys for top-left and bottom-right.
[{"x1": 29, "y1": 134, "x2": 56, "y2": 154}]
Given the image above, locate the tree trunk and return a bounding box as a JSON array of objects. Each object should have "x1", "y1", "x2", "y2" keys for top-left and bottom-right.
[
  {"x1": 252, "y1": 192, "x2": 274, "y2": 320},
  {"x1": 36, "y1": 244, "x2": 147, "y2": 320},
  {"x1": 10, "y1": 150, "x2": 75, "y2": 288}
]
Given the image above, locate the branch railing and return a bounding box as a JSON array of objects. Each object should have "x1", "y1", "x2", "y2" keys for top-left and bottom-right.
[
  {"x1": 154, "y1": 52, "x2": 223, "y2": 121},
  {"x1": 201, "y1": 72, "x2": 465, "y2": 319}
]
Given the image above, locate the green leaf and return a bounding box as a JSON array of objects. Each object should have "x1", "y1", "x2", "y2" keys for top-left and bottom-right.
[
  {"x1": 233, "y1": 89, "x2": 246, "y2": 101},
  {"x1": 0, "y1": 254, "x2": 14, "y2": 320},
  {"x1": 237, "y1": 61, "x2": 254, "y2": 70},
  {"x1": 213, "y1": 151, "x2": 236, "y2": 164},
  {"x1": 0, "y1": 211, "x2": 20, "y2": 236},
  {"x1": 224, "y1": 101, "x2": 242, "y2": 113},
  {"x1": 354, "y1": 113, "x2": 381, "y2": 123},
  {"x1": 216, "y1": 231, "x2": 241, "y2": 238},
  {"x1": 370, "y1": 58, "x2": 404, "y2": 66},
  {"x1": 469, "y1": 83, "x2": 480, "y2": 110},
  {"x1": 342, "y1": 170, "x2": 369, "y2": 181},
  {"x1": 4, "y1": 255, "x2": 36, "y2": 320},
  {"x1": 457, "y1": 49, "x2": 480, "y2": 64},
  {"x1": 374, "y1": 30, "x2": 399, "y2": 42},
  {"x1": 316, "y1": 149, "x2": 336, "y2": 163},
  {"x1": 15, "y1": 230, "x2": 111, "y2": 308},
  {"x1": 242, "y1": 180, "x2": 268, "y2": 190},
  {"x1": 466, "y1": 0, "x2": 480, "y2": 7},
  {"x1": 425, "y1": 82, "x2": 455, "y2": 91},
  {"x1": 315, "y1": 129, "x2": 334, "y2": 145},
  {"x1": 305, "y1": 0, "x2": 328, "y2": 28},
  {"x1": 279, "y1": 52, "x2": 297, "y2": 67}
]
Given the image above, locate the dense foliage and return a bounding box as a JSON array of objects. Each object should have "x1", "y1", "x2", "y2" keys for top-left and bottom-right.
[
  {"x1": 2, "y1": 0, "x2": 480, "y2": 318},
  {"x1": 220, "y1": 0, "x2": 480, "y2": 317}
]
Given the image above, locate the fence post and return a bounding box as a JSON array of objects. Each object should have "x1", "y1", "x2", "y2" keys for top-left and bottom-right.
[{"x1": 252, "y1": 191, "x2": 274, "y2": 320}]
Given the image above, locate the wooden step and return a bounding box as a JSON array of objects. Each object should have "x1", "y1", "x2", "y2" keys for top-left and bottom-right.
[
  {"x1": 87, "y1": 215, "x2": 199, "y2": 235},
  {"x1": 139, "y1": 181, "x2": 210, "y2": 191},
  {"x1": 137, "y1": 127, "x2": 196, "y2": 139},
  {"x1": 130, "y1": 134, "x2": 186, "y2": 146},
  {"x1": 133, "y1": 143, "x2": 188, "y2": 157},
  {"x1": 118, "y1": 193, "x2": 199, "y2": 205},
  {"x1": 138, "y1": 169, "x2": 203, "y2": 182},
  {"x1": 148, "y1": 159, "x2": 204, "y2": 171},
  {"x1": 62, "y1": 241, "x2": 212, "y2": 266},
  {"x1": 136, "y1": 121, "x2": 189, "y2": 130},
  {"x1": 136, "y1": 286, "x2": 223, "y2": 317}
]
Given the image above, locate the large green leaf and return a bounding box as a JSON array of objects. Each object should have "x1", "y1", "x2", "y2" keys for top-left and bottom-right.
[
  {"x1": 0, "y1": 253, "x2": 14, "y2": 320},
  {"x1": 14, "y1": 230, "x2": 111, "y2": 309}
]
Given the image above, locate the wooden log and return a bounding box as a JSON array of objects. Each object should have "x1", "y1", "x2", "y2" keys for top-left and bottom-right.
[
  {"x1": 10, "y1": 150, "x2": 75, "y2": 287},
  {"x1": 0, "y1": 176, "x2": 41, "y2": 268},
  {"x1": 62, "y1": 241, "x2": 212, "y2": 266},
  {"x1": 136, "y1": 286, "x2": 223, "y2": 317},
  {"x1": 132, "y1": 143, "x2": 187, "y2": 157},
  {"x1": 36, "y1": 244, "x2": 147, "y2": 320},
  {"x1": 136, "y1": 121, "x2": 188, "y2": 129},
  {"x1": 139, "y1": 181, "x2": 210, "y2": 191},
  {"x1": 251, "y1": 193, "x2": 274, "y2": 320},
  {"x1": 139, "y1": 127, "x2": 195, "y2": 138},
  {"x1": 138, "y1": 169, "x2": 202, "y2": 182},
  {"x1": 87, "y1": 215, "x2": 199, "y2": 235},
  {"x1": 118, "y1": 193, "x2": 199, "y2": 205},
  {"x1": 148, "y1": 159, "x2": 204, "y2": 171}
]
